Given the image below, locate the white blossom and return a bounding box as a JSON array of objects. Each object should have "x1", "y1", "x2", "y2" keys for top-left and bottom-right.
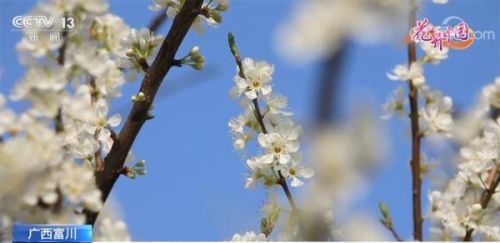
[
  {"x1": 429, "y1": 117, "x2": 500, "y2": 240},
  {"x1": 257, "y1": 131, "x2": 299, "y2": 165},
  {"x1": 11, "y1": 66, "x2": 68, "y2": 117},
  {"x1": 482, "y1": 77, "x2": 500, "y2": 109},
  {"x1": 421, "y1": 95, "x2": 453, "y2": 135},
  {"x1": 93, "y1": 99, "x2": 122, "y2": 155},
  {"x1": 93, "y1": 14, "x2": 131, "y2": 56},
  {"x1": 149, "y1": 0, "x2": 182, "y2": 18},
  {"x1": 149, "y1": 0, "x2": 228, "y2": 34},
  {"x1": 0, "y1": 94, "x2": 16, "y2": 135},
  {"x1": 421, "y1": 41, "x2": 449, "y2": 64},
  {"x1": 39, "y1": 0, "x2": 108, "y2": 16},
  {"x1": 58, "y1": 163, "x2": 102, "y2": 212},
  {"x1": 228, "y1": 110, "x2": 254, "y2": 151},
  {"x1": 231, "y1": 231, "x2": 267, "y2": 241},
  {"x1": 283, "y1": 160, "x2": 314, "y2": 187},
  {"x1": 264, "y1": 94, "x2": 293, "y2": 116},
  {"x1": 233, "y1": 58, "x2": 274, "y2": 100},
  {"x1": 387, "y1": 62, "x2": 426, "y2": 87},
  {"x1": 381, "y1": 86, "x2": 406, "y2": 119},
  {"x1": 229, "y1": 55, "x2": 312, "y2": 191},
  {"x1": 93, "y1": 218, "x2": 131, "y2": 241},
  {"x1": 119, "y1": 28, "x2": 163, "y2": 74}
]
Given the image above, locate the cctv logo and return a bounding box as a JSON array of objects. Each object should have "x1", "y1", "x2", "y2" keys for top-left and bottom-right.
[{"x1": 12, "y1": 16, "x2": 55, "y2": 29}]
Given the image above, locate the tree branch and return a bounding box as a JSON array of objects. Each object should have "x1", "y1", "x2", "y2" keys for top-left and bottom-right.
[
  {"x1": 84, "y1": 0, "x2": 204, "y2": 225},
  {"x1": 228, "y1": 33, "x2": 298, "y2": 212},
  {"x1": 407, "y1": 0, "x2": 423, "y2": 240},
  {"x1": 462, "y1": 166, "x2": 500, "y2": 241}
]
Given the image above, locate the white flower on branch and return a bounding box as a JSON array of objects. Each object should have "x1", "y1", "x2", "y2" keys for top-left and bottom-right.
[
  {"x1": 264, "y1": 94, "x2": 293, "y2": 116},
  {"x1": 93, "y1": 99, "x2": 122, "y2": 154},
  {"x1": 421, "y1": 95, "x2": 453, "y2": 136},
  {"x1": 257, "y1": 126, "x2": 300, "y2": 165},
  {"x1": 429, "y1": 117, "x2": 500, "y2": 240},
  {"x1": 421, "y1": 41, "x2": 449, "y2": 64},
  {"x1": 58, "y1": 162, "x2": 103, "y2": 212},
  {"x1": 233, "y1": 58, "x2": 274, "y2": 100},
  {"x1": 121, "y1": 28, "x2": 164, "y2": 59},
  {"x1": 149, "y1": 0, "x2": 182, "y2": 18},
  {"x1": 283, "y1": 159, "x2": 314, "y2": 187},
  {"x1": 482, "y1": 77, "x2": 500, "y2": 109},
  {"x1": 387, "y1": 62, "x2": 426, "y2": 87},
  {"x1": 228, "y1": 43, "x2": 312, "y2": 189},
  {"x1": 93, "y1": 218, "x2": 131, "y2": 241},
  {"x1": 120, "y1": 28, "x2": 163, "y2": 72},
  {"x1": 150, "y1": 0, "x2": 228, "y2": 35},
  {"x1": 11, "y1": 66, "x2": 68, "y2": 117},
  {"x1": 231, "y1": 231, "x2": 267, "y2": 241},
  {"x1": 39, "y1": 0, "x2": 108, "y2": 16},
  {"x1": 228, "y1": 110, "x2": 254, "y2": 151},
  {"x1": 92, "y1": 14, "x2": 131, "y2": 56},
  {"x1": 381, "y1": 86, "x2": 406, "y2": 119},
  {"x1": 0, "y1": 94, "x2": 16, "y2": 135}
]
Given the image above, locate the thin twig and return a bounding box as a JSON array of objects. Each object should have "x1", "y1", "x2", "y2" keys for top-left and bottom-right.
[
  {"x1": 277, "y1": 170, "x2": 297, "y2": 210},
  {"x1": 407, "y1": 0, "x2": 423, "y2": 240},
  {"x1": 382, "y1": 223, "x2": 403, "y2": 242},
  {"x1": 84, "y1": 0, "x2": 204, "y2": 225}
]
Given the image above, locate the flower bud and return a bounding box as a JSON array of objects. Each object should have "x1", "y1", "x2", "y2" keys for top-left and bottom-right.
[
  {"x1": 190, "y1": 46, "x2": 200, "y2": 56},
  {"x1": 378, "y1": 202, "x2": 390, "y2": 219},
  {"x1": 135, "y1": 159, "x2": 146, "y2": 168},
  {"x1": 134, "y1": 167, "x2": 147, "y2": 176},
  {"x1": 216, "y1": 1, "x2": 229, "y2": 11},
  {"x1": 126, "y1": 171, "x2": 136, "y2": 179}
]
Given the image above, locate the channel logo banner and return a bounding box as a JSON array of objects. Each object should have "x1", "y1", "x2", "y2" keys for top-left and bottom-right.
[{"x1": 12, "y1": 224, "x2": 92, "y2": 243}]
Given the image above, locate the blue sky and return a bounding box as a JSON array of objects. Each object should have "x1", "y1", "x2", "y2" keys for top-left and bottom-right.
[{"x1": 0, "y1": 0, "x2": 499, "y2": 240}]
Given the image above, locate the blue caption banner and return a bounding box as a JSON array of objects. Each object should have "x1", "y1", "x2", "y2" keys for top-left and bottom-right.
[{"x1": 12, "y1": 224, "x2": 92, "y2": 243}]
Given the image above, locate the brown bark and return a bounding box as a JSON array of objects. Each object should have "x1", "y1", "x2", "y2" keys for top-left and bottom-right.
[
  {"x1": 84, "y1": 0, "x2": 204, "y2": 225},
  {"x1": 407, "y1": 0, "x2": 423, "y2": 240}
]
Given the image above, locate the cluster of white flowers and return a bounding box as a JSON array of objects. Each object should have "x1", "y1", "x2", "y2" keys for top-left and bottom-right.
[
  {"x1": 231, "y1": 231, "x2": 268, "y2": 241},
  {"x1": 482, "y1": 77, "x2": 500, "y2": 109},
  {"x1": 2, "y1": 0, "x2": 223, "y2": 239},
  {"x1": 149, "y1": 0, "x2": 229, "y2": 34},
  {"x1": 429, "y1": 117, "x2": 500, "y2": 240},
  {"x1": 93, "y1": 218, "x2": 131, "y2": 241},
  {"x1": 227, "y1": 35, "x2": 314, "y2": 239},
  {"x1": 229, "y1": 58, "x2": 313, "y2": 189},
  {"x1": 120, "y1": 28, "x2": 164, "y2": 75},
  {"x1": 0, "y1": 100, "x2": 103, "y2": 229},
  {"x1": 383, "y1": 42, "x2": 453, "y2": 137},
  {"x1": 0, "y1": 0, "x2": 141, "y2": 237},
  {"x1": 427, "y1": 77, "x2": 500, "y2": 240}
]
